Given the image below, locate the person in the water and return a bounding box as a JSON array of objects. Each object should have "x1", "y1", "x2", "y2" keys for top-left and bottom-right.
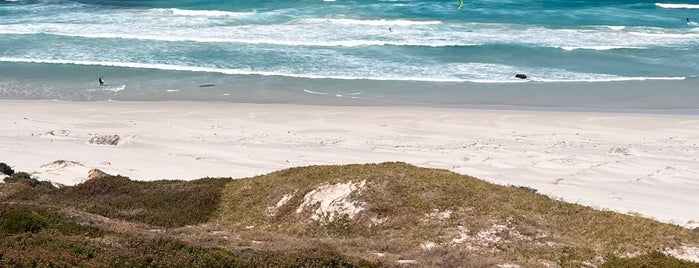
[{"x1": 99, "y1": 77, "x2": 104, "y2": 86}]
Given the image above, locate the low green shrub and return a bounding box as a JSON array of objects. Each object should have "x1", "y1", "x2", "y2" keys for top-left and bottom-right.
[
  {"x1": 0, "y1": 209, "x2": 48, "y2": 234},
  {"x1": 245, "y1": 246, "x2": 374, "y2": 268},
  {"x1": 3, "y1": 172, "x2": 55, "y2": 190},
  {"x1": 0, "y1": 205, "x2": 101, "y2": 236},
  {"x1": 4, "y1": 171, "x2": 31, "y2": 182},
  {"x1": 0, "y1": 232, "x2": 374, "y2": 267},
  {"x1": 0, "y1": 162, "x2": 14, "y2": 175},
  {"x1": 602, "y1": 252, "x2": 699, "y2": 268},
  {"x1": 52, "y1": 176, "x2": 232, "y2": 227}
]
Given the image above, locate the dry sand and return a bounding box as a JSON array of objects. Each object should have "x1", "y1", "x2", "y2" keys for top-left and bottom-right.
[{"x1": 1, "y1": 100, "x2": 697, "y2": 228}]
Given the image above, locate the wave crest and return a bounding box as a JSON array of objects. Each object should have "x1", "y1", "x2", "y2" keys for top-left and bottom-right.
[
  {"x1": 0, "y1": 57, "x2": 464, "y2": 82},
  {"x1": 162, "y1": 8, "x2": 255, "y2": 17},
  {"x1": 655, "y1": 3, "x2": 699, "y2": 9},
  {"x1": 0, "y1": 57, "x2": 686, "y2": 83},
  {"x1": 299, "y1": 18, "x2": 441, "y2": 26}
]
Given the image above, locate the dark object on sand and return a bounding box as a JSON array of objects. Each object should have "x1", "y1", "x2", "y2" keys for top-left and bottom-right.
[
  {"x1": 515, "y1": 74, "x2": 528, "y2": 79},
  {"x1": 89, "y1": 134, "x2": 120, "y2": 146}
]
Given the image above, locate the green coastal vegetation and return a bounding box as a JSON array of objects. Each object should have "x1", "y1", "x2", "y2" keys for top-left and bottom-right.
[{"x1": 1, "y1": 161, "x2": 698, "y2": 267}]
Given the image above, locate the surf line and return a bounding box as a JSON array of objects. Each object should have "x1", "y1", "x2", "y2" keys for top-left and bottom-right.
[{"x1": 303, "y1": 89, "x2": 329, "y2": 95}]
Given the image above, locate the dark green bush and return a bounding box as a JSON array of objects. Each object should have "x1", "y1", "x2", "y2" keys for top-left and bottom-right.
[
  {"x1": 602, "y1": 252, "x2": 699, "y2": 268},
  {"x1": 246, "y1": 246, "x2": 372, "y2": 268},
  {"x1": 53, "y1": 176, "x2": 232, "y2": 227},
  {"x1": 0, "y1": 209, "x2": 49, "y2": 234},
  {"x1": 0, "y1": 205, "x2": 101, "y2": 236},
  {"x1": 0, "y1": 162, "x2": 14, "y2": 175},
  {"x1": 5, "y1": 171, "x2": 31, "y2": 182},
  {"x1": 0, "y1": 232, "x2": 373, "y2": 268},
  {"x1": 54, "y1": 241, "x2": 98, "y2": 259},
  {"x1": 3, "y1": 172, "x2": 55, "y2": 190}
]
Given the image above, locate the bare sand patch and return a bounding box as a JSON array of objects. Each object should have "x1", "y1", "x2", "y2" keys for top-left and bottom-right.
[{"x1": 1, "y1": 101, "x2": 698, "y2": 228}]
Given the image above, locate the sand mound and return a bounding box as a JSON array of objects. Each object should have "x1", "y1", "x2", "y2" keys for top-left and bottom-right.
[
  {"x1": 33, "y1": 160, "x2": 92, "y2": 186},
  {"x1": 296, "y1": 180, "x2": 366, "y2": 221}
]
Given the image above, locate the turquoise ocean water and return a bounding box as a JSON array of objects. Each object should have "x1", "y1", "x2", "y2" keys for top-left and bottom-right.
[{"x1": 1, "y1": 0, "x2": 698, "y2": 110}]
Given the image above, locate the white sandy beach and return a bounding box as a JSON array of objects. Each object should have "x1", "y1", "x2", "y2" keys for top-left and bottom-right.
[{"x1": 1, "y1": 100, "x2": 698, "y2": 228}]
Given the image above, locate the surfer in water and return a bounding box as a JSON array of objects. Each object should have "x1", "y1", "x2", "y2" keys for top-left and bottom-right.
[{"x1": 98, "y1": 76, "x2": 104, "y2": 86}]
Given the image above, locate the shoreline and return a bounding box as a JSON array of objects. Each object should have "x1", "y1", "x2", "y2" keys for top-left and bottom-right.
[
  {"x1": 4, "y1": 98, "x2": 699, "y2": 115},
  {"x1": 3, "y1": 61, "x2": 699, "y2": 109},
  {"x1": 1, "y1": 100, "x2": 698, "y2": 228}
]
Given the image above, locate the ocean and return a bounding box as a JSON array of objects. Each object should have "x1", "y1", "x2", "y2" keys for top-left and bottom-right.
[{"x1": 1, "y1": 0, "x2": 698, "y2": 110}]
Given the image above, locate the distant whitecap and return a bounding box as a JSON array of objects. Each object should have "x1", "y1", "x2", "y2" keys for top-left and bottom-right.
[
  {"x1": 655, "y1": 3, "x2": 699, "y2": 9},
  {"x1": 303, "y1": 89, "x2": 329, "y2": 95},
  {"x1": 164, "y1": 8, "x2": 255, "y2": 17}
]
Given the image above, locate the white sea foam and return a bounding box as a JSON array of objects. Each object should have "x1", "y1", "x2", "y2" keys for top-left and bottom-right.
[
  {"x1": 534, "y1": 76, "x2": 686, "y2": 82},
  {"x1": 2, "y1": 15, "x2": 697, "y2": 50},
  {"x1": 303, "y1": 89, "x2": 329, "y2": 95},
  {"x1": 606, "y1": 26, "x2": 626, "y2": 31},
  {"x1": 298, "y1": 18, "x2": 442, "y2": 26},
  {"x1": 1, "y1": 2, "x2": 694, "y2": 52},
  {"x1": 0, "y1": 57, "x2": 684, "y2": 84},
  {"x1": 163, "y1": 8, "x2": 255, "y2": 17},
  {"x1": 46, "y1": 32, "x2": 469, "y2": 47},
  {"x1": 0, "y1": 57, "x2": 461, "y2": 82},
  {"x1": 85, "y1": 84, "x2": 126, "y2": 92},
  {"x1": 629, "y1": 31, "x2": 699, "y2": 39},
  {"x1": 655, "y1": 3, "x2": 699, "y2": 9},
  {"x1": 4, "y1": 24, "x2": 695, "y2": 51},
  {"x1": 105, "y1": 85, "x2": 126, "y2": 92},
  {"x1": 560, "y1": 45, "x2": 646, "y2": 51}
]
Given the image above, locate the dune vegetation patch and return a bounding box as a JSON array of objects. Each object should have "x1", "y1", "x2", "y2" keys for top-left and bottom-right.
[
  {"x1": 2, "y1": 161, "x2": 698, "y2": 267},
  {"x1": 214, "y1": 162, "x2": 699, "y2": 267},
  {"x1": 1, "y1": 173, "x2": 231, "y2": 228},
  {"x1": 0, "y1": 204, "x2": 369, "y2": 268}
]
